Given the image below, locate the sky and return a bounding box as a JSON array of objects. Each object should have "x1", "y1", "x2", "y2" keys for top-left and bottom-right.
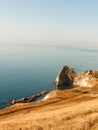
[{"x1": 0, "y1": 0, "x2": 98, "y2": 48}]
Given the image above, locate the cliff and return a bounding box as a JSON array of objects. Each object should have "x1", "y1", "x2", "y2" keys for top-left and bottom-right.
[
  {"x1": 54, "y1": 66, "x2": 76, "y2": 88},
  {"x1": 55, "y1": 65, "x2": 98, "y2": 89},
  {"x1": 74, "y1": 70, "x2": 98, "y2": 87}
]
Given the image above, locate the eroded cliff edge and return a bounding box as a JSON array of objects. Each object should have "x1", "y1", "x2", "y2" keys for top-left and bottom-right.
[{"x1": 54, "y1": 65, "x2": 98, "y2": 89}]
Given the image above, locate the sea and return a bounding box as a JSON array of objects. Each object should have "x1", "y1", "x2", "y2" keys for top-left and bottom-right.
[{"x1": 0, "y1": 44, "x2": 98, "y2": 109}]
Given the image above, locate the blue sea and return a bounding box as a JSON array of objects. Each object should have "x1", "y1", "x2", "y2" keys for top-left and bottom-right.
[{"x1": 0, "y1": 44, "x2": 98, "y2": 109}]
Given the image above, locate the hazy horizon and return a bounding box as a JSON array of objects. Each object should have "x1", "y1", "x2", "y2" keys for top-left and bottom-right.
[{"x1": 0, "y1": 0, "x2": 98, "y2": 48}]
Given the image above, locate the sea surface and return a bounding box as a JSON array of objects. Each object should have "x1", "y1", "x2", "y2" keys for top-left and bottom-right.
[{"x1": 0, "y1": 44, "x2": 98, "y2": 109}]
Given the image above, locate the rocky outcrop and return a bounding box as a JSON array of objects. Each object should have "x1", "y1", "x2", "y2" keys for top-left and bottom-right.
[
  {"x1": 54, "y1": 65, "x2": 98, "y2": 89},
  {"x1": 11, "y1": 90, "x2": 48, "y2": 104},
  {"x1": 1, "y1": 90, "x2": 48, "y2": 105},
  {"x1": 54, "y1": 66, "x2": 76, "y2": 88},
  {"x1": 73, "y1": 70, "x2": 98, "y2": 87}
]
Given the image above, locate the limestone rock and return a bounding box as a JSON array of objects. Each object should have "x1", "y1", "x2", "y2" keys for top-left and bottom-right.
[
  {"x1": 54, "y1": 65, "x2": 76, "y2": 88},
  {"x1": 54, "y1": 65, "x2": 98, "y2": 89},
  {"x1": 73, "y1": 70, "x2": 98, "y2": 87}
]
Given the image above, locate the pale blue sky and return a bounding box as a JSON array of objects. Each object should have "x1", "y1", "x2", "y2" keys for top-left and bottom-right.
[{"x1": 0, "y1": 0, "x2": 98, "y2": 48}]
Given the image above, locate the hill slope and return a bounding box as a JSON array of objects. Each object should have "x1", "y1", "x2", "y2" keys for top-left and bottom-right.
[{"x1": 0, "y1": 88, "x2": 98, "y2": 130}]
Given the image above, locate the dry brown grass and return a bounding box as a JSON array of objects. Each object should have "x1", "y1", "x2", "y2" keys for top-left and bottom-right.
[{"x1": 0, "y1": 87, "x2": 98, "y2": 130}]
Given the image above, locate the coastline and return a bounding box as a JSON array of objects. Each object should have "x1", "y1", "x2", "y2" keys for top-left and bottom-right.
[{"x1": 0, "y1": 66, "x2": 98, "y2": 129}]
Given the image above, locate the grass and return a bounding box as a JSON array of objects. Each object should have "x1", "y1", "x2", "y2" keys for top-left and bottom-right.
[{"x1": 0, "y1": 87, "x2": 98, "y2": 130}]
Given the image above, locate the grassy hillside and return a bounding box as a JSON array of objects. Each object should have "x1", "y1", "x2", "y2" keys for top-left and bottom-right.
[{"x1": 0, "y1": 87, "x2": 98, "y2": 130}]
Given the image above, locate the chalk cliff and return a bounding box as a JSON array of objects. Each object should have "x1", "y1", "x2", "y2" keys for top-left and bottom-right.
[
  {"x1": 54, "y1": 66, "x2": 76, "y2": 88},
  {"x1": 54, "y1": 65, "x2": 98, "y2": 89},
  {"x1": 74, "y1": 70, "x2": 98, "y2": 87}
]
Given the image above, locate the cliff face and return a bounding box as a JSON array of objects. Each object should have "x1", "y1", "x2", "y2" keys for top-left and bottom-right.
[
  {"x1": 74, "y1": 70, "x2": 98, "y2": 87},
  {"x1": 55, "y1": 66, "x2": 98, "y2": 89},
  {"x1": 54, "y1": 66, "x2": 76, "y2": 88}
]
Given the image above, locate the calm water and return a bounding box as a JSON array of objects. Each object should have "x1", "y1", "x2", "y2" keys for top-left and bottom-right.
[{"x1": 0, "y1": 44, "x2": 98, "y2": 109}]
